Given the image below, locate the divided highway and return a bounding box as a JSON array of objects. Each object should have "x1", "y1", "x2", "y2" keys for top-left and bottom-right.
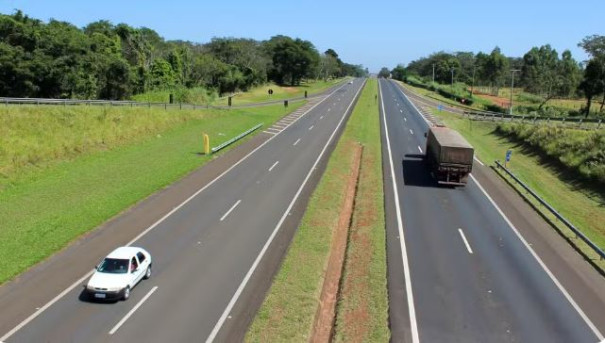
[
  {"x1": 0, "y1": 79, "x2": 365, "y2": 343},
  {"x1": 379, "y1": 79, "x2": 605, "y2": 343}
]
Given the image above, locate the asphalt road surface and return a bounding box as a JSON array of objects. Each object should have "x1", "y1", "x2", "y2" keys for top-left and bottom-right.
[
  {"x1": 0, "y1": 79, "x2": 365, "y2": 343},
  {"x1": 380, "y1": 78, "x2": 605, "y2": 343}
]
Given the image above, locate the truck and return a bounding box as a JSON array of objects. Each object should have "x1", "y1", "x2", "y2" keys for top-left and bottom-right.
[{"x1": 425, "y1": 126, "x2": 474, "y2": 186}]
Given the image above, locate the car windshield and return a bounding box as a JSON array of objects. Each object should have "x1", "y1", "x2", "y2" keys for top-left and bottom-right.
[{"x1": 97, "y1": 258, "x2": 129, "y2": 274}]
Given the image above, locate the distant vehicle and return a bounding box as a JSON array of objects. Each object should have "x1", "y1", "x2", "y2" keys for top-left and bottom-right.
[
  {"x1": 85, "y1": 247, "x2": 152, "y2": 301},
  {"x1": 424, "y1": 126, "x2": 474, "y2": 186},
  {"x1": 348, "y1": 80, "x2": 353, "y2": 84}
]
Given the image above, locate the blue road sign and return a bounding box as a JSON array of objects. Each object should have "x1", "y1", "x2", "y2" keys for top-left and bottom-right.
[{"x1": 505, "y1": 149, "x2": 512, "y2": 162}]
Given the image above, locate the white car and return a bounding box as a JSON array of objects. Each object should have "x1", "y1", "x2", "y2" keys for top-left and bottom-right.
[{"x1": 85, "y1": 246, "x2": 152, "y2": 301}]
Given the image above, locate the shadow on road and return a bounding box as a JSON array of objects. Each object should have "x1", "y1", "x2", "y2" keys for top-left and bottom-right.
[{"x1": 401, "y1": 154, "x2": 440, "y2": 188}]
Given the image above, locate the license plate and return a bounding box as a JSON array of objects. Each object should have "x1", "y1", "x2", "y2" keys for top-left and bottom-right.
[{"x1": 94, "y1": 293, "x2": 106, "y2": 299}]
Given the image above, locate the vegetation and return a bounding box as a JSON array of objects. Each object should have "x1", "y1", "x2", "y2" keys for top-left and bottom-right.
[
  {"x1": 392, "y1": 35, "x2": 605, "y2": 118},
  {"x1": 212, "y1": 79, "x2": 343, "y2": 106},
  {"x1": 0, "y1": 102, "x2": 304, "y2": 284},
  {"x1": 0, "y1": 10, "x2": 366, "y2": 100},
  {"x1": 495, "y1": 124, "x2": 605, "y2": 185},
  {"x1": 247, "y1": 79, "x2": 388, "y2": 341}
]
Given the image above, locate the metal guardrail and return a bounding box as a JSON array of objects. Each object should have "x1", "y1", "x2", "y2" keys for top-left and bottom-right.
[
  {"x1": 0, "y1": 96, "x2": 213, "y2": 109},
  {"x1": 211, "y1": 123, "x2": 263, "y2": 153},
  {"x1": 465, "y1": 109, "x2": 603, "y2": 129},
  {"x1": 494, "y1": 160, "x2": 605, "y2": 260},
  {"x1": 0, "y1": 96, "x2": 308, "y2": 110},
  {"x1": 0, "y1": 80, "x2": 347, "y2": 110}
]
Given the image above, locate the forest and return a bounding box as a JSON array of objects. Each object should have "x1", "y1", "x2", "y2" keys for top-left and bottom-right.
[{"x1": 0, "y1": 10, "x2": 366, "y2": 100}]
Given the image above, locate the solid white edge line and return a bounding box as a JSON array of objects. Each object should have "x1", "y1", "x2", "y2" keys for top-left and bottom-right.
[
  {"x1": 220, "y1": 200, "x2": 241, "y2": 222},
  {"x1": 470, "y1": 174, "x2": 604, "y2": 341},
  {"x1": 380, "y1": 80, "x2": 420, "y2": 343},
  {"x1": 417, "y1": 146, "x2": 423, "y2": 154},
  {"x1": 293, "y1": 138, "x2": 301, "y2": 146},
  {"x1": 474, "y1": 156, "x2": 485, "y2": 166},
  {"x1": 0, "y1": 81, "x2": 349, "y2": 343},
  {"x1": 205, "y1": 79, "x2": 367, "y2": 343},
  {"x1": 458, "y1": 228, "x2": 473, "y2": 254},
  {"x1": 0, "y1": 271, "x2": 94, "y2": 342},
  {"x1": 268, "y1": 161, "x2": 279, "y2": 172},
  {"x1": 108, "y1": 286, "x2": 158, "y2": 335}
]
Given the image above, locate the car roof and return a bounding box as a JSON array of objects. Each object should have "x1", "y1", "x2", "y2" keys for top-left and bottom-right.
[{"x1": 105, "y1": 246, "x2": 143, "y2": 260}]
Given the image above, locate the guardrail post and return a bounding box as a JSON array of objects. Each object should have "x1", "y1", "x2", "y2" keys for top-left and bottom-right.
[
  {"x1": 533, "y1": 115, "x2": 537, "y2": 123},
  {"x1": 578, "y1": 118, "x2": 583, "y2": 129},
  {"x1": 598, "y1": 120, "x2": 602, "y2": 129},
  {"x1": 180, "y1": 102, "x2": 182, "y2": 110},
  {"x1": 164, "y1": 103, "x2": 167, "y2": 110}
]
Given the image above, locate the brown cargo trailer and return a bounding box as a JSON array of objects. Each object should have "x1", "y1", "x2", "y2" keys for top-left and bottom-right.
[{"x1": 425, "y1": 126, "x2": 474, "y2": 186}]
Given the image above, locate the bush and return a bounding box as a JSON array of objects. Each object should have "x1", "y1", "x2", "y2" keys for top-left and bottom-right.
[
  {"x1": 485, "y1": 104, "x2": 508, "y2": 113},
  {"x1": 496, "y1": 123, "x2": 605, "y2": 184}
]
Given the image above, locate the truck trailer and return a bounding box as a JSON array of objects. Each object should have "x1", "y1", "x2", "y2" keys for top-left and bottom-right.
[{"x1": 425, "y1": 126, "x2": 474, "y2": 186}]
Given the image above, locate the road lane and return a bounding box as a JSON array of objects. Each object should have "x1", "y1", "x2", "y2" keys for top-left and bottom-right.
[
  {"x1": 3, "y1": 80, "x2": 365, "y2": 343},
  {"x1": 380, "y1": 78, "x2": 602, "y2": 343}
]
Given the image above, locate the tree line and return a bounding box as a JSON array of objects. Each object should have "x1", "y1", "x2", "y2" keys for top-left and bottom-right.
[
  {"x1": 382, "y1": 35, "x2": 605, "y2": 116},
  {"x1": 0, "y1": 10, "x2": 367, "y2": 100}
]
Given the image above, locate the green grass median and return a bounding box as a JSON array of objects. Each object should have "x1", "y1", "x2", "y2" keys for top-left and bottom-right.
[{"x1": 246, "y1": 78, "x2": 389, "y2": 342}]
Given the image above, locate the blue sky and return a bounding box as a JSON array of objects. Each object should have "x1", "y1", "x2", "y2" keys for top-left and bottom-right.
[{"x1": 1, "y1": 0, "x2": 603, "y2": 72}]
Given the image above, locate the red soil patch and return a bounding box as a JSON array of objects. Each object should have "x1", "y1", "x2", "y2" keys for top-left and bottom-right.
[
  {"x1": 474, "y1": 93, "x2": 510, "y2": 108},
  {"x1": 310, "y1": 144, "x2": 363, "y2": 343}
]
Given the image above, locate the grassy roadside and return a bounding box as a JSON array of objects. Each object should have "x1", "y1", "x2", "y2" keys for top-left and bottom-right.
[
  {"x1": 0, "y1": 102, "x2": 303, "y2": 284},
  {"x1": 213, "y1": 79, "x2": 344, "y2": 106},
  {"x1": 246, "y1": 78, "x2": 389, "y2": 342},
  {"x1": 429, "y1": 108, "x2": 605, "y2": 269}
]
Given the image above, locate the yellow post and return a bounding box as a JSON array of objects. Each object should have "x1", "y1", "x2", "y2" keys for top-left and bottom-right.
[{"x1": 203, "y1": 133, "x2": 210, "y2": 155}]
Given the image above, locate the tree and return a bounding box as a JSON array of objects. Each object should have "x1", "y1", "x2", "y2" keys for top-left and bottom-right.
[
  {"x1": 521, "y1": 45, "x2": 563, "y2": 108},
  {"x1": 483, "y1": 47, "x2": 509, "y2": 94},
  {"x1": 378, "y1": 67, "x2": 390, "y2": 78},
  {"x1": 578, "y1": 59, "x2": 604, "y2": 117},
  {"x1": 579, "y1": 35, "x2": 605, "y2": 113},
  {"x1": 391, "y1": 64, "x2": 407, "y2": 81},
  {"x1": 265, "y1": 35, "x2": 319, "y2": 85}
]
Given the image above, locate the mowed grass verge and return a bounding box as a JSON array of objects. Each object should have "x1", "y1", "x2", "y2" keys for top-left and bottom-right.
[
  {"x1": 246, "y1": 78, "x2": 389, "y2": 342},
  {"x1": 0, "y1": 102, "x2": 303, "y2": 284},
  {"x1": 213, "y1": 79, "x2": 345, "y2": 106},
  {"x1": 429, "y1": 108, "x2": 605, "y2": 269}
]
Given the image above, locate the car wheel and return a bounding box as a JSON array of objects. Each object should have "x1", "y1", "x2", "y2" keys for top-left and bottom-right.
[
  {"x1": 123, "y1": 286, "x2": 130, "y2": 301},
  {"x1": 144, "y1": 265, "x2": 152, "y2": 280}
]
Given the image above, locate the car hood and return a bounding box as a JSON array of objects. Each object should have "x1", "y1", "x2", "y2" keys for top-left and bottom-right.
[{"x1": 87, "y1": 272, "x2": 130, "y2": 289}]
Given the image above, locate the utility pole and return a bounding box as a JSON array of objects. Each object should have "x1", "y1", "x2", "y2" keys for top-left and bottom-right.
[
  {"x1": 451, "y1": 67, "x2": 455, "y2": 94},
  {"x1": 509, "y1": 69, "x2": 520, "y2": 115},
  {"x1": 432, "y1": 64, "x2": 435, "y2": 84},
  {"x1": 470, "y1": 64, "x2": 476, "y2": 98}
]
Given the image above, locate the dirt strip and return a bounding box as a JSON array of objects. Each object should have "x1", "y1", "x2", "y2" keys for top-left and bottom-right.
[{"x1": 310, "y1": 143, "x2": 363, "y2": 343}]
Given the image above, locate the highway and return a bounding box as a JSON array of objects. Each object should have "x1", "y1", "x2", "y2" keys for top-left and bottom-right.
[
  {"x1": 0, "y1": 79, "x2": 364, "y2": 343},
  {"x1": 379, "y1": 78, "x2": 605, "y2": 343}
]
